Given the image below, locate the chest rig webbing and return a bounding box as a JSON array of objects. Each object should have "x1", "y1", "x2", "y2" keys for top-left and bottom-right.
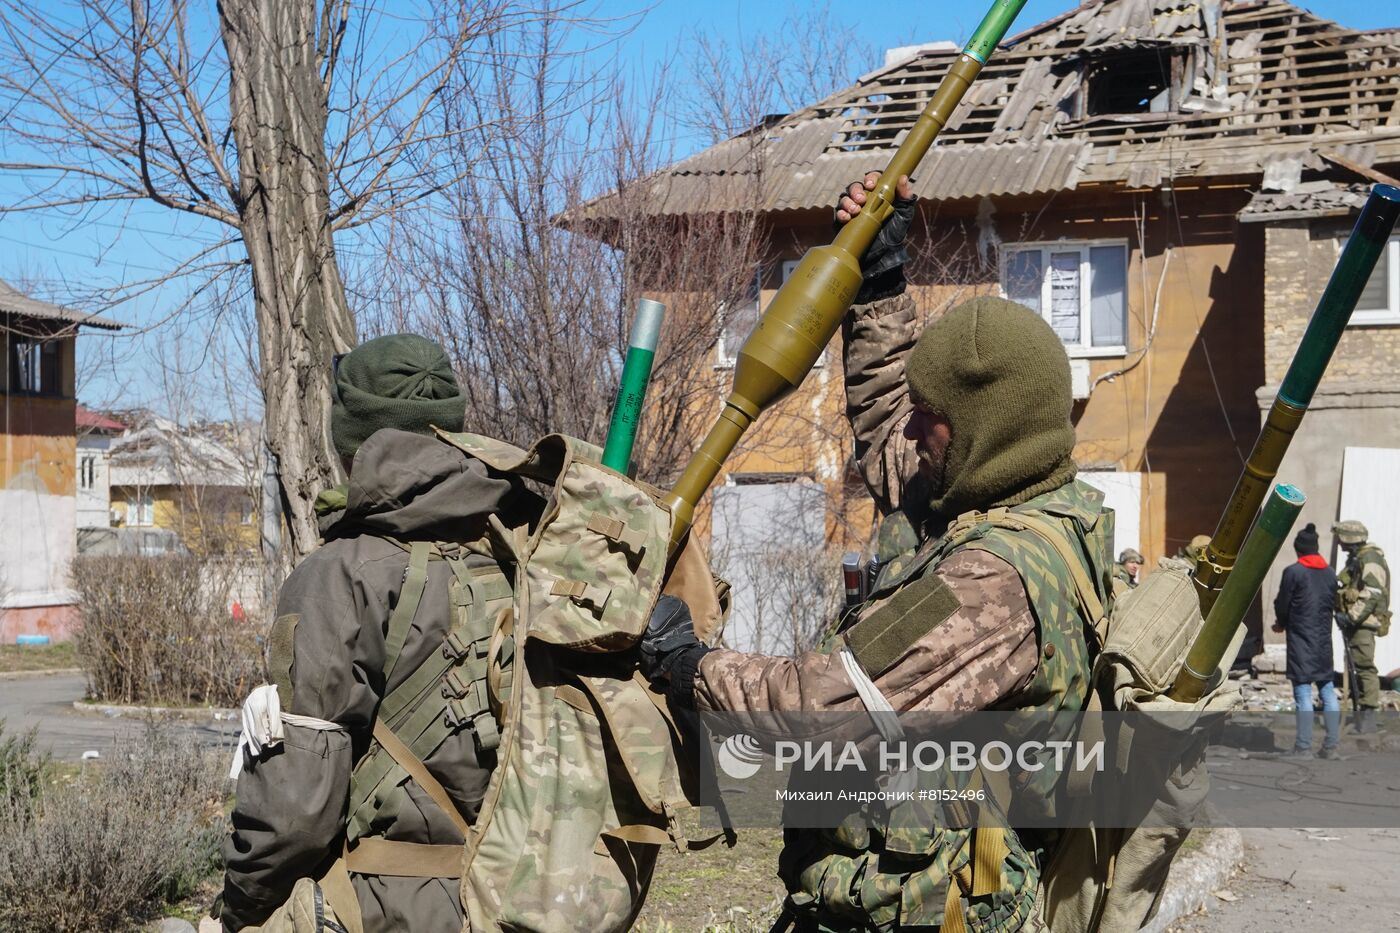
[
  {"x1": 786, "y1": 493, "x2": 1109, "y2": 933},
  {"x1": 344, "y1": 534, "x2": 515, "y2": 875}
]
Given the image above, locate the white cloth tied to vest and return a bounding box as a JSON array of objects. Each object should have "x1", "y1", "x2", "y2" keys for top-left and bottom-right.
[{"x1": 229, "y1": 684, "x2": 344, "y2": 779}]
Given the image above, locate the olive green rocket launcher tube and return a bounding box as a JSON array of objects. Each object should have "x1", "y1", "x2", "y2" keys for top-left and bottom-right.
[
  {"x1": 1171, "y1": 484, "x2": 1305, "y2": 702},
  {"x1": 664, "y1": 0, "x2": 1029, "y2": 547},
  {"x1": 1192, "y1": 184, "x2": 1400, "y2": 615},
  {"x1": 602, "y1": 298, "x2": 666, "y2": 473}
]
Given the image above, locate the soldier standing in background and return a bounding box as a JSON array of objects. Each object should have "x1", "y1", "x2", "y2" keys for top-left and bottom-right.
[
  {"x1": 1333, "y1": 519, "x2": 1391, "y2": 734},
  {"x1": 1113, "y1": 548, "x2": 1143, "y2": 592}
]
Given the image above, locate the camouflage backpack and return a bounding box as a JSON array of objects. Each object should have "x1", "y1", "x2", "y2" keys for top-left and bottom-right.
[
  {"x1": 439, "y1": 430, "x2": 729, "y2": 930},
  {"x1": 254, "y1": 430, "x2": 727, "y2": 933},
  {"x1": 934, "y1": 510, "x2": 1242, "y2": 933}
]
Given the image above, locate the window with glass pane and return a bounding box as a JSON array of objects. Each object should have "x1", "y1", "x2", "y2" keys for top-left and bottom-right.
[
  {"x1": 719, "y1": 268, "x2": 762, "y2": 364},
  {"x1": 1355, "y1": 237, "x2": 1395, "y2": 314},
  {"x1": 128, "y1": 490, "x2": 154, "y2": 526},
  {"x1": 1005, "y1": 251, "x2": 1042, "y2": 314},
  {"x1": 1089, "y1": 245, "x2": 1127, "y2": 347},
  {"x1": 1003, "y1": 242, "x2": 1128, "y2": 351}
]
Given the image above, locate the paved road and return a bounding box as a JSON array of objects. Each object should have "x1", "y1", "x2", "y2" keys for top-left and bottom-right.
[
  {"x1": 0, "y1": 672, "x2": 237, "y2": 761},
  {"x1": 1173, "y1": 825, "x2": 1400, "y2": 931}
]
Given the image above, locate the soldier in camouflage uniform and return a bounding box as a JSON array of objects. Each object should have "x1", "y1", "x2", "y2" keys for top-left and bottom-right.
[
  {"x1": 220, "y1": 335, "x2": 537, "y2": 932},
  {"x1": 1113, "y1": 548, "x2": 1144, "y2": 592},
  {"x1": 641, "y1": 174, "x2": 1113, "y2": 932},
  {"x1": 1333, "y1": 519, "x2": 1390, "y2": 734}
]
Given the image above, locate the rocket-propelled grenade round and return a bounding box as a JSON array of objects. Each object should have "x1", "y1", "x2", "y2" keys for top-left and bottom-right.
[
  {"x1": 1193, "y1": 184, "x2": 1400, "y2": 614},
  {"x1": 602, "y1": 298, "x2": 666, "y2": 475},
  {"x1": 664, "y1": 0, "x2": 1030, "y2": 549},
  {"x1": 1171, "y1": 483, "x2": 1305, "y2": 702}
]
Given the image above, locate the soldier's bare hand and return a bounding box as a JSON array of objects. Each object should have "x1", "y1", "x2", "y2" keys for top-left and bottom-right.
[{"x1": 836, "y1": 172, "x2": 913, "y2": 223}]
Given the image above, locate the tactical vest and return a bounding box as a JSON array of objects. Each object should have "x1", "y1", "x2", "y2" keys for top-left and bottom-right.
[
  {"x1": 781, "y1": 480, "x2": 1112, "y2": 933},
  {"x1": 1341, "y1": 545, "x2": 1391, "y2": 636},
  {"x1": 345, "y1": 536, "x2": 515, "y2": 854}
]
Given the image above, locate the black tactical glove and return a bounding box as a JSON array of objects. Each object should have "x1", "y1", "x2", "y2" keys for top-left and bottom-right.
[
  {"x1": 640, "y1": 595, "x2": 709, "y2": 708},
  {"x1": 834, "y1": 180, "x2": 917, "y2": 304}
]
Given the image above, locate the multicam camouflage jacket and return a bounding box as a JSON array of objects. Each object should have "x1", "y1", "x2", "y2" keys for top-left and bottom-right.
[{"x1": 1339, "y1": 544, "x2": 1391, "y2": 633}]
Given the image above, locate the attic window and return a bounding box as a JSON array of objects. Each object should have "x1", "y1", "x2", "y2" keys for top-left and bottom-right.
[{"x1": 1083, "y1": 48, "x2": 1178, "y2": 116}]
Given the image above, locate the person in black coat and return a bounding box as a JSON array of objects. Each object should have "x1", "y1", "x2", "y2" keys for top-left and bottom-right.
[{"x1": 1272, "y1": 523, "x2": 1340, "y2": 757}]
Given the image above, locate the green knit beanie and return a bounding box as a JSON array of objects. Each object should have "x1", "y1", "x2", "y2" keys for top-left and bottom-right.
[
  {"x1": 330, "y1": 334, "x2": 467, "y2": 464},
  {"x1": 905, "y1": 296, "x2": 1077, "y2": 518}
]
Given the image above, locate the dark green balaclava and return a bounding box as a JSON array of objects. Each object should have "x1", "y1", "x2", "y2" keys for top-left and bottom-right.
[
  {"x1": 330, "y1": 334, "x2": 467, "y2": 464},
  {"x1": 905, "y1": 296, "x2": 1077, "y2": 518}
]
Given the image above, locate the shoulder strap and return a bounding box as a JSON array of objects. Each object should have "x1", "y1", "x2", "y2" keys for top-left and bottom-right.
[
  {"x1": 384, "y1": 541, "x2": 433, "y2": 682},
  {"x1": 1007, "y1": 512, "x2": 1108, "y2": 636},
  {"x1": 371, "y1": 718, "x2": 470, "y2": 838}
]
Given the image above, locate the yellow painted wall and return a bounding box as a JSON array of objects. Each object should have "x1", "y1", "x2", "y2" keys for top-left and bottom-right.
[
  {"x1": 674, "y1": 183, "x2": 1266, "y2": 566},
  {"x1": 111, "y1": 484, "x2": 258, "y2": 553}
]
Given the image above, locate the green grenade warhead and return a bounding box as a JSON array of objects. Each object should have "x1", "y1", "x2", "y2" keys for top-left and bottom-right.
[{"x1": 664, "y1": 0, "x2": 1031, "y2": 549}]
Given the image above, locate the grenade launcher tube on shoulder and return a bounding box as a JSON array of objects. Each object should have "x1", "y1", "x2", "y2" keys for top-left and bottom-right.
[
  {"x1": 664, "y1": 0, "x2": 1030, "y2": 550},
  {"x1": 1172, "y1": 184, "x2": 1400, "y2": 700},
  {"x1": 1191, "y1": 184, "x2": 1400, "y2": 613}
]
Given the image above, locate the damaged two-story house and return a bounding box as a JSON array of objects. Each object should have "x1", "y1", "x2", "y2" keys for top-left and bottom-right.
[{"x1": 578, "y1": 0, "x2": 1400, "y2": 656}]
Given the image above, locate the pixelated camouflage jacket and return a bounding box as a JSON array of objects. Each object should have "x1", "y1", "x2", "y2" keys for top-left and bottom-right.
[
  {"x1": 1339, "y1": 544, "x2": 1391, "y2": 630},
  {"x1": 775, "y1": 479, "x2": 1109, "y2": 933}
]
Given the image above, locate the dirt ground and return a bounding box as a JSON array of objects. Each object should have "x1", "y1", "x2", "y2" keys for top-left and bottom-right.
[
  {"x1": 1168, "y1": 826, "x2": 1400, "y2": 932},
  {"x1": 634, "y1": 819, "x2": 787, "y2": 933}
]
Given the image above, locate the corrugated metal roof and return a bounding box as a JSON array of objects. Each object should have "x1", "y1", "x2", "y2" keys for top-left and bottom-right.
[
  {"x1": 571, "y1": 0, "x2": 1400, "y2": 224},
  {"x1": 0, "y1": 280, "x2": 122, "y2": 330},
  {"x1": 1238, "y1": 181, "x2": 1371, "y2": 222}
]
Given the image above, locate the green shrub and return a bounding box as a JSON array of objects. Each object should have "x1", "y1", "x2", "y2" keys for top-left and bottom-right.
[{"x1": 0, "y1": 723, "x2": 48, "y2": 811}]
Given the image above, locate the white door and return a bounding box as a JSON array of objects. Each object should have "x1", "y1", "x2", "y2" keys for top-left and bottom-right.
[
  {"x1": 1078, "y1": 471, "x2": 1142, "y2": 560},
  {"x1": 1334, "y1": 447, "x2": 1400, "y2": 679}
]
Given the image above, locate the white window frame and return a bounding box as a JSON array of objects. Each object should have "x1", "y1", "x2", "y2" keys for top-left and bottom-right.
[
  {"x1": 716, "y1": 260, "x2": 827, "y2": 368},
  {"x1": 79, "y1": 455, "x2": 96, "y2": 490},
  {"x1": 1347, "y1": 235, "x2": 1400, "y2": 326},
  {"x1": 999, "y1": 239, "x2": 1130, "y2": 358}
]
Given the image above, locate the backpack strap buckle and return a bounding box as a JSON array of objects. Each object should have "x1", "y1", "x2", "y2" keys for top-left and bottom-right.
[
  {"x1": 442, "y1": 631, "x2": 470, "y2": 662},
  {"x1": 551, "y1": 579, "x2": 612, "y2": 612},
  {"x1": 586, "y1": 514, "x2": 649, "y2": 556},
  {"x1": 441, "y1": 669, "x2": 471, "y2": 700}
]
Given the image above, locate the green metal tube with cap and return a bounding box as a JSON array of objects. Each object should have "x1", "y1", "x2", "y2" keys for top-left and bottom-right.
[
  {"x1": 1194, "y1": 184, "x2": 1400, "y2": 613},
  {"x1": 665, "y1": 0, "x2": 1029, "y2": 548},
  {"x1": 1171, "y1": 483, "x2": 1305, "y2": 702},
  {"x1": 602, "y1": 298, "x2": 666, "y2": 474}
]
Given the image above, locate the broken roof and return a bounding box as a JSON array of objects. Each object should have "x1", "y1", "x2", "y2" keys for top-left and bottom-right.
[
  {"x1": 574, "y1": 0, "x2": 1400, "y2": 222},
  {"x1": 0, "y1": 280, "x2": 122, "y2": 330},
  {"x1": 108, "y1": 414, "x2": 250, "y2": 489}
]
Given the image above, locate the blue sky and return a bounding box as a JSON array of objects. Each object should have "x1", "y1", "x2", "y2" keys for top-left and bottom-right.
[{"x1": 1, "y1": 0, "x2": 1395, "y2": 415}]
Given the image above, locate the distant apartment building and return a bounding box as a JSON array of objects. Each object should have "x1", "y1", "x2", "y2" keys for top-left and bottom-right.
[{"x1": 0, "y1": 280, "x2": 121, "y2": 642}]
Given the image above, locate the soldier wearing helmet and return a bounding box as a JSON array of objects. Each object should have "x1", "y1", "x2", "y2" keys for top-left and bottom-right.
[
  {"x1": 1332, "y1": 519, "x2": 1390, "y2": 734},
  {"x1": 1114, "y1": 548, "x2": 1144, "y2": 592}
]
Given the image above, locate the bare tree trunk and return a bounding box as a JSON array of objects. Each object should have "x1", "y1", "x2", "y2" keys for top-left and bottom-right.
[{"x1": 219, "y1": 0, "x2": 357, "y2": 561}]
